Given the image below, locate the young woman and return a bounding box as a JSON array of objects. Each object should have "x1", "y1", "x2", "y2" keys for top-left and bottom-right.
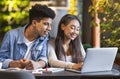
[{"x1": 48, "y1": 14, "x2": 86, "y2": 69}]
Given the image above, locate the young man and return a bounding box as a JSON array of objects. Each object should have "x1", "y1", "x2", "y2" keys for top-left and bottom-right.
[{"x1": 0, "y1": 4, "x2": 56, "y2": 70}]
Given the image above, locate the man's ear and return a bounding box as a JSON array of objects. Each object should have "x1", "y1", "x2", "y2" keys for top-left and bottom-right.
[
  {"x1": 61, "y1": 24, "x2": 65, "y2": 30},
  {"x1": 32, "y1": 20, "x2": 37, "y2": 25}
]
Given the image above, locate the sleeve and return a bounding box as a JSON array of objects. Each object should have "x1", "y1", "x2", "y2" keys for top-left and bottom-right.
[
  {"x1": 37, "y1": 41, "x2": 48, "y2": 63},
  {"x1": 47, "y1": 40, "x2": 75, "y2": 69},
  {"x1": 0, "y1": 31, "x2": 13, "y2": 69}
]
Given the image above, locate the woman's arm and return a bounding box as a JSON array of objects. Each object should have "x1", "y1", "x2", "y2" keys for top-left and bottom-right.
[{"x1": 48, "y1": 40, "x2": 75, "y2": 69}]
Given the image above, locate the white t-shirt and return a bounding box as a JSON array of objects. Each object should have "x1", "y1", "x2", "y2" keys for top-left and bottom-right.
[{"x1": 24, "y1": 37, "x2": 35, "y2": 59}]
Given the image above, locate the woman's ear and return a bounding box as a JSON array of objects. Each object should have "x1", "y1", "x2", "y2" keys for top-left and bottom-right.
[{"x1": 61, "y1": 24, "x2": 65, "y2": 30}]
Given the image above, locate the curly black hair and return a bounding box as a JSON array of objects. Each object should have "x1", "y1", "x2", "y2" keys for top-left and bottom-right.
[{"x1": 29, "y1": 4, "x2": 56, "y2": 24}]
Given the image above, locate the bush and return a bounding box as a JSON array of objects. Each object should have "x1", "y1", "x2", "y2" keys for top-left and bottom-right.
[
  {"x1": 0, "y1": 0, "x2": 29, "y2": 32},
  {"x1": 89, "y1": 0, "x2": 120, "y2": 53}
]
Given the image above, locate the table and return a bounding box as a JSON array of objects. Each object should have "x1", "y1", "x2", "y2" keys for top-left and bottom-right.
[
  {"x1": 34, "y1": 64, "x2": 120, "y2": 79},
  {"x1": 35, "y1": 70, "x2": 120, "y2": 79}
]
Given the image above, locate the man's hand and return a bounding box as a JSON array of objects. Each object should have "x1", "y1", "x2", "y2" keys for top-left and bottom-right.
[
  {"x1": 20, "y1": 59, "x2": 46, "y2": 70},
  {"x1": 24, "y1": 60, "x2": 34, "y2": 70},
  {"x1": 11, "y1": 59, "x2": 46, "y2": 70},
  {"x1": 20, "y1": 59, "x2": 33, "y2": 70},
  {"x1": 23, "y1": 60, "x2": 44, "y2": 70},
  {"x1": 9, "y1": 60, "x2": 24, "y2": 68}
]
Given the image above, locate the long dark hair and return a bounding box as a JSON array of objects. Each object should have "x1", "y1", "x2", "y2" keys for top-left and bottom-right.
[{"x1": 55, "y1": 14, "x2": 83, "y2": 63}]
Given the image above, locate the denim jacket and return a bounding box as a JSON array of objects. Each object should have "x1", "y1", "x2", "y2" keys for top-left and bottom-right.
[{"x1": 0, "y1": 25, "x2": 49, "y2": 69}]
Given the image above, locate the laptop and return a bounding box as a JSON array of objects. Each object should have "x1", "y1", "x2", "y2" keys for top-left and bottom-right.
[{"x1": 66, "y1": 47, "x2": 118, "y2": 74}]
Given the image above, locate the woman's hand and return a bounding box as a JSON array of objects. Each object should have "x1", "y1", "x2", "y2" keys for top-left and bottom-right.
[{"x1": 71, "y1": 62, "x2": 83, "y2": 70}]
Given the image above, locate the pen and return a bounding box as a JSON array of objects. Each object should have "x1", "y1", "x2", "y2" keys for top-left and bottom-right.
[
  {"x1": 45, "y1": 67, "x2": 48, "y2": 72},
  {"x1": 45, "y1": 63, "x2": 48, "y2": 72}
]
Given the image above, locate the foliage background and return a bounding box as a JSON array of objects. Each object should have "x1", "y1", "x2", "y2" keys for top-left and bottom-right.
[
  {"x1": 1, "y1": 0, "x2": 120, "y2": 55},
  {"x1": 89, "y1": 0, "x2": 120, "y2": 54},
  {"x1": 0, "y1": 0, "x2": 29, "y2": 44},
  {"x1": 0, "y1": 0, "x2": 29, "y2": 32},
  {"x1": 100, "y1": 0, "x2": 120, "y2": 56}
]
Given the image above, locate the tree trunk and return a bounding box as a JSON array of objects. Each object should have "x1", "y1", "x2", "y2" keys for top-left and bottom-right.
[{"x1": 92, "y1": 13, "x2": 100, "y2": 47}]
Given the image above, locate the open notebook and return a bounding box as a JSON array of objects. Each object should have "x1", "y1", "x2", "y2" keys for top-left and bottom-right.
[{"x1": 66, "y1": 47, "x2": 119, "y2": 75}]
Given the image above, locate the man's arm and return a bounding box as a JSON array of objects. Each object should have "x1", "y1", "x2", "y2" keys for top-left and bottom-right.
[{"x1": 0, "y1": 32, "x2": 13, "y2": 69}]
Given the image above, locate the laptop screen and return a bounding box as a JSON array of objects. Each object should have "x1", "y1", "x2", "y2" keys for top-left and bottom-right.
[{"x1": 81, "y1": 47, "x2": 118, "y2": 73}]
